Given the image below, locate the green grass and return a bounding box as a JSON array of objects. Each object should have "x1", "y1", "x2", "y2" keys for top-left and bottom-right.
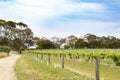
[
  {"x1": 15, "y1": 54, "x2": 93, "y2": 80},
  {"x1": 41, "y1": 55, "x2": 120, "y2": 80}
]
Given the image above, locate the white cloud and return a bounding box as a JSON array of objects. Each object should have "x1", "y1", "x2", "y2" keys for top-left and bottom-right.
[
  {"x1": 0, "y1": 0, "x2": 107, "y2": 19},
  {"x1": 38, "y1": 20, "x2": 120, "y2": 38},
  {"x1": 0, "y1": 0, "x2": 117, "y2": 38}
]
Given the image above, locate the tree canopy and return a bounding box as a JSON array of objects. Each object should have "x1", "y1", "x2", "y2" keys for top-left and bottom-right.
[
  {"x1": 37, "y1": 39, "x2": 55, "y2": 49},
  {"x1": 0, "y1": 19, "x2": 33, "y2": 53}
]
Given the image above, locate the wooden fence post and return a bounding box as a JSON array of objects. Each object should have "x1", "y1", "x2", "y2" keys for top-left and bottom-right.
[
  {"x1": 62, "y1": 53, "x2": 64, "y2": 68},
  {"x1": 36, "y1": 53, "x2": 38, "y2": 58},
  {"x1": 41, "y1": 54, "x2": 43, "y2": 60},
  {"x1": 33, "y1": 53, "x2": 35, "y2": 57},
  {"x1": 36, "y1": 53, "x2": 39, "y2": 61},
  {"x1": 32, "y1": 53, "x2": 33, "y2": 56},
  {"x1": 95, "y1": 56, "x2": 100, "y2": 80},
  {"x1": 48, "y1": 54, "x2": 51, "y2": 64}
]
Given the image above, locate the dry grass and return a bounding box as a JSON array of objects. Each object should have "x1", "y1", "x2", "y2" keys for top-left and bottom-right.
[
  {"x1": 15, "y1": 54, "x2": 93, "y2": 80},
  {"x1": 0, "y1": 52, "x2": 8, "y2": 58}
]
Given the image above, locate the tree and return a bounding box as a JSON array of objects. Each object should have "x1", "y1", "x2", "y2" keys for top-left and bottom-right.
[
  {"x1": 17, "y1": 22, "x2": 27, "y2": 30},
  {"x1": 16, "y1": 22, "x2": 29, "y2": 53},
  {"x1": 23, "y1": 28, "x2": 33, "y2": 47},
  {"x1": 75, "y1": 39, "x2": 88, "y2": 49},
  {"x1": 51, "y1": 37, "x2": 60, "y2": 43},
  {"x1": 12, "y1": 38, "x2": 22, "y2": 51},
  {"x1": 84, "y1": 34, "x2": 99, "y2": 48},
  {"x1": 59, "y1": 38, "x2": 65, "y2": 45},
  {"x1": 67, "y1": 35, "x2": 77, "y2": 49},
  {"x1": 51, "y1": 37, "x2": 60, "y2": 48},
  {"x1": 37, "y1": 39, "x2": 55, "y2": 49},
  {"x1": 0, "y1": 19, "x2": 33, "y2": 53},
  {"x1": 6, "y1": 21, "x2": 16, "y2": 48},
  {"x1": 0, "y1": 19, "x2": 6, "y2": 42}
]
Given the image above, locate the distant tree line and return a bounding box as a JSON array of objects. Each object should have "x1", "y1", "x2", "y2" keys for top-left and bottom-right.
[
  {"x1": 1, "y1": 19, "x2": 120, "y2": 50},
  {"x1": 0, "y1": 19, "x2": 33, "y2": 53},
  {"x1": 35, "y1": 34, "x2": 120, "y2": 49},
  {"x1": 75, "y1": 34, "x2": 120, "y2": 49}
]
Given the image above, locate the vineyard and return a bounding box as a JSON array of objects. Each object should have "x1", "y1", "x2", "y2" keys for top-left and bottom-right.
[
  {"x1": 25, "y1": 49, "x2": 120, "y2": 80},
  {"x1": 26, "y1": 49, "x2": 120, "y2": 66}
]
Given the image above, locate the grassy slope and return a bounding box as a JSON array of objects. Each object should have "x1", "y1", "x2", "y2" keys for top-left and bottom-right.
[
  {"x1": 42, "y1": 55, "x2": 120, "y2": 80},
  {"x1": 15, "y1": 54, "x2": 93, "y2": 80}
]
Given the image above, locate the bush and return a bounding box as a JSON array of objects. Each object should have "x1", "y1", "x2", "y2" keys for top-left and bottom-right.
[
  {"x1": 116, "y1": 61, "x2": 120, "y2": 66},
  {"x1": 112, "y1": 54, "x2": 120, "y2": 66},
  {"x1": 37, "y1": 39, "x2": 55, "y2": 49},
  {"x1": 0, "y1": 46, "x2": 10, "y2": 53},
  {"x1": 112, "y1": 54, "x2": 118, "y2": 62},
  {"x1": 64, "y1": 45, "x2": 70, "y2": 49}
]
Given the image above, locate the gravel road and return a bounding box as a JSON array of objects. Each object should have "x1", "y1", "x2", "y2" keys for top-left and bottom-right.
[{"x1": 0, "y1": 54, "x2": 20, "y2": 80}]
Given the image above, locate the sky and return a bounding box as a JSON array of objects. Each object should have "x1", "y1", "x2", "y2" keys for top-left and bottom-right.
[{"x1": 0, "y1": 0, "x2": 120, "y2": 38}]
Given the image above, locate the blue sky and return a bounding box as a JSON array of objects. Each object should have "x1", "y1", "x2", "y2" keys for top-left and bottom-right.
[{"x1": 0, "y1": 0, "x2": 120, "y2": 38}]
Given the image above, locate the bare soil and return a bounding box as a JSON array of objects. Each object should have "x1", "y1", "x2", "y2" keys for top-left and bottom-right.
[{"x1": 0, "y1": 54, "x2": 20, "y2": 80}]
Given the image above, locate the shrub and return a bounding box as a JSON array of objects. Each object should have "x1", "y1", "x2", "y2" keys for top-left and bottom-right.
[
  {"x1": 116, "y1": 61, "x2": 120, "y2": 66},
  {"x1": 0, "y1": 46, "x2": 10, "y2": 53},
  {"x1": 64, "y1": 45, "x2": 70, "y2": 49},
  {"x1": 112, "y1": 54, "x2": 118, "y2": 62},
  {"x1": 112, "y1": 54, "x2": 120, "y2": 66}
]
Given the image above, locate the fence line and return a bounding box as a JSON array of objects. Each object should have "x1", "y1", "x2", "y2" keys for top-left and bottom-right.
[{"x1": 27, "y1": 52, "x2": 99, "y2": 80}]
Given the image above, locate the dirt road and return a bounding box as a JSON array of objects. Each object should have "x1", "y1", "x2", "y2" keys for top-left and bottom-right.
[{"x1": 0, "y1": 54, "x2": 20, "y2": 80}]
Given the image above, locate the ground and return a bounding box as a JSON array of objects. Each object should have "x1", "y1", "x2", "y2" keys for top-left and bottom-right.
[{"x1": 0, "y1": 54, "x2": 20, "y2": 80}]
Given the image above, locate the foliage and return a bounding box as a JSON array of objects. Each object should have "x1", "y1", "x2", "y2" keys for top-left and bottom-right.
[
  {"x1": 67, "y1": 35, "x2": 77, "y2": 49},
  {"x1": 0, "y1": 46, "x2": 10, "y2": 53},
  {"x1": 80, "y1": 34, "x2": 120, "y2": 49},
  {"x1": 37, "y1": 39, "x2": 55, "y2": 49},
  {"x1": 12, "y1": 38, "x2": 23, "y2": 51},
  {"x1": 112, "y1": 54, "x2": 120, "y2": 66},
  {"x1": 0, "y1": 19, "x2": 33, "y2": 53},
  {"x1": 27, "y1": 49, "x2": 120, "y2": 66},
  {"x1": 64, "y1": 45, "x2": 70, "y2": 49},
  {"x1": 75, "y1": 39, "x2": 88, "y2": 48}
]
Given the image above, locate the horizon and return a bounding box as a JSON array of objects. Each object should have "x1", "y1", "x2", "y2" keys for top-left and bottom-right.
[
  {"x1": 0, "y1": 0, "x2": 120, "y2": 38},
  {"x1": 39, "y1": 33, "x2": 120, "y2": 40}
]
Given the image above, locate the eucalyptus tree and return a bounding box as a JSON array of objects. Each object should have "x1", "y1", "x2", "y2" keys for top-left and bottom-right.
[
  {"x1": 0, "y1": 19, "x2": 6, "y2": 42},
  {"x1": 37, "y1": 39, "x2": 55, "y2": 49},
  {"x1": 16, "y1": 22, "x2": 34, "y2": 53},
  {"x1": 0, "y1": 20, "x2": 17, "y2": 55},
  {"x1": 5, "y1": 21, "x2": 17, "y2": 48},
  {"x1": 67, "y1": 35, "x2": 77, "y2": 49},
  {"x1": 75, "y1": 39, "x2": 88, "y2": 49},
  {"x1": 0, "y1": 19, "x2": 34, "y2": 53},
  {"x1": 23, "y1": 28, "x2": 33, "y2": 47},
  {"x1": 0, "y1": 20, "x2": 16, "y2": 40},
  {"x1": 15, "y1": 22, "x2": 27, "y2": 53},
  {"x1": 51, "y1": 37, "x2": 60, "y2": 48},
  {"x1": 84, "y1": 34, "x2": 99, "y2": 48},
  {"x1": 12, "y1": 27, "x2": 33, "y2": 53},
  {"x1": 17, "y1": 22, "x2": 27, "y2": 30}
]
